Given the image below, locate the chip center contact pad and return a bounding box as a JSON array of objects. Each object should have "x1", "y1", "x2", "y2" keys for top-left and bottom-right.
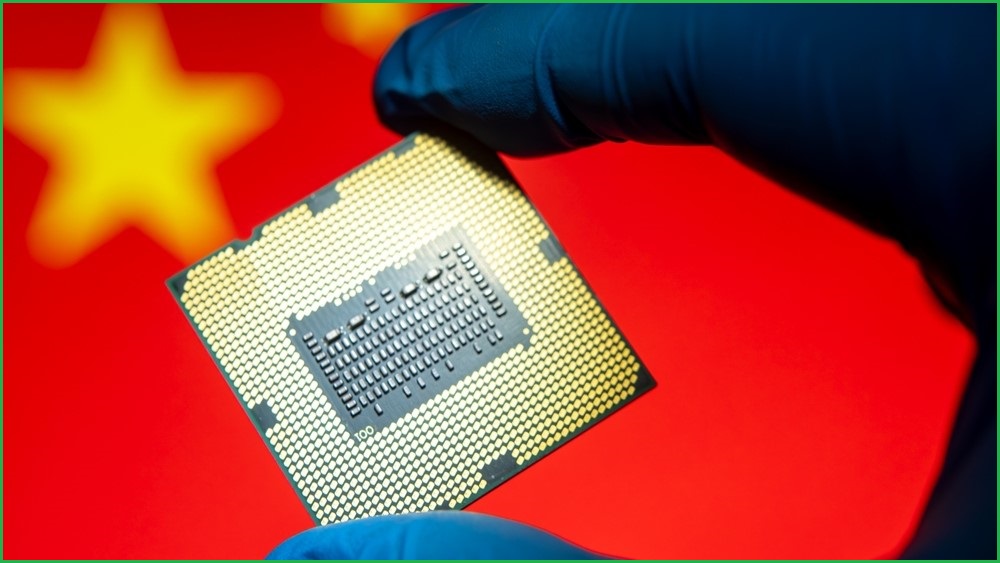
[{"x1": 290, "y1": 228, "x2": 530, "y2": 437}]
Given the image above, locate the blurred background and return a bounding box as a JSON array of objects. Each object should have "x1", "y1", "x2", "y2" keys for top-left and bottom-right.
[{"x1": 3, "y1": 4, "x2": 975, "y2": 559}]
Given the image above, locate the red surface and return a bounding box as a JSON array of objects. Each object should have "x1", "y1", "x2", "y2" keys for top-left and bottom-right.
[{"x1": 3, "y1": 4, "x2": 975, "y2": 559}]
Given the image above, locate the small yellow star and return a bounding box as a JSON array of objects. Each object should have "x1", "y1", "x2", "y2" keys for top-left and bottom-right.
[
  {"x1": 323, "y1": 3, "x2": 427, "y2": 59},
  {"x1": 4, "y1": 5, "x2": 280, "y2": 267}
]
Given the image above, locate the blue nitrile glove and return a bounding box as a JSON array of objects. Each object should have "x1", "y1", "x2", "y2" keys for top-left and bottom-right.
[
  {"x1": 266, "y1": 512, "x2": 605, "y2": 559},
  {"x1": 271, "y1": 5, "x2": 995, "y2": 559}
]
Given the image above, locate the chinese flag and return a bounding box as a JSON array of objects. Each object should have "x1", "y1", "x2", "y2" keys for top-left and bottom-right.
[{"x1": 3, "y1": 4, "x2": 975, "y2": 559}]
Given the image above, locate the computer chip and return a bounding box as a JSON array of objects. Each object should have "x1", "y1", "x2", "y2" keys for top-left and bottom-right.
[{"x1": 168, "y1": 133, "x2": 655, "y2": 524}]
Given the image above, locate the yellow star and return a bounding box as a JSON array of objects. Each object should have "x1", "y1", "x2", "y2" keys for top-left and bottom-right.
[
  {"x1": 4, "y1": 5, "x2": 280, "y2": 267},
  {"x1": 323, "y1": 3, "x2": 426, "y2": 59}
]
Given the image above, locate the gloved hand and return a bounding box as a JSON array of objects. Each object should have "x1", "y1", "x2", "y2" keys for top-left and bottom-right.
[{"x1": 271, "y1": 5, "x2": 995, "y2": 559}]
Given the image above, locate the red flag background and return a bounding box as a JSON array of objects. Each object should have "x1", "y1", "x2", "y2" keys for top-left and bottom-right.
[{"x1": 3, "y1": 4, "x2": 976, "y2": 559}]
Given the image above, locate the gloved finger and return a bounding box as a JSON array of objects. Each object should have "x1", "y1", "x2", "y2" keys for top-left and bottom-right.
[
  {"x1": 374, "y1": 4, "x2": 762, "y2": 157},
  {"x1": 266, "y1": 511, "x2": 608, "y2": 560},
  {"x1": 373, "y1": 3, "x2": 992, "y2": 266}
]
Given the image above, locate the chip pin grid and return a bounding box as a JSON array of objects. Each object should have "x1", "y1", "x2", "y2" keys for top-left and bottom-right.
[{"x1": 169, "y1": 133, "x2": 655, "y2": 523}]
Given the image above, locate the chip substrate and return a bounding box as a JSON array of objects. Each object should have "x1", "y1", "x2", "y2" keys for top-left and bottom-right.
[{"x1": 168, "y1": 133, "x2": 655, "y2": 524}]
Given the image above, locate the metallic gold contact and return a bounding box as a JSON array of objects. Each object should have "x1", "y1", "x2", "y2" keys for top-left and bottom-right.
[{"x1": 177, "y1": 134, "x2": 646, "y2": 523}]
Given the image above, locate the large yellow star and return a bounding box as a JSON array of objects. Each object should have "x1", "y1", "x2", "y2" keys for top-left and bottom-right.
[{"x1": 4, "y1": 5, "x2": 280, "y2": 267}]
